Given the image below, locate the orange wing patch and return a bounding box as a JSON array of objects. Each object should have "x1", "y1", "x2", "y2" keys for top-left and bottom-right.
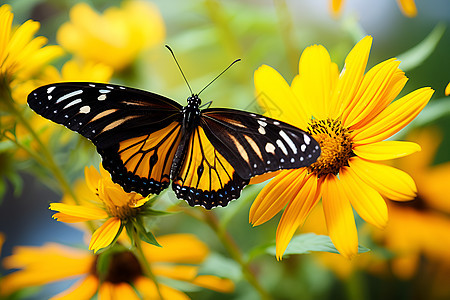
[
  {"x1": 172, "y1": 126, "x2": 249, "y2": 209},
  {"x1": 118, "y1": 122, "x2": 181, "y2": 184}
]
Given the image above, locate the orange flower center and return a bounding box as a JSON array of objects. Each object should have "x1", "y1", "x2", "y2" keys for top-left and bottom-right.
[{"x1": 306, "y1": 118, "x2": 354, "y2": 177}]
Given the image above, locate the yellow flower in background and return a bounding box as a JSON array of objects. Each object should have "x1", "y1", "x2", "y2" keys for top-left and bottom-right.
[
  {"x1": 330, "y1": 0, "x2": 417, "y2": 18},
  {"x1": 0, "y1": 234, "x2": 234, "y2": 299},
  {"x1": 50, "y1": 165, "x2": 150, "y2": 252},
  {"x1": 0, "y1": 4, "x2": 62, "y2": 86},
  {"x1": 251, "y1": 36, "x2": 434, "y2": 259},
  {"x1": 57, "y1": 1, "x2": 165, "y2": 71},
  {"x1": 374, "y1": 128, "x2": 450, "y2": 279},
  {"x1": 445, "y1": 82, "x2": 450, "y2": 96}
]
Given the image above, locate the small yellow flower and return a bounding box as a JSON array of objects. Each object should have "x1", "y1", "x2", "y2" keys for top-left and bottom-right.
[
  {"x1": 50, "y1": 165, "x2": 150, "y2": 252},
  {"x1": 0, "y1": 234, "x2": 234, "y2": 299},
  {"x1": 57, "y1": 1, "x2": 165, "y2": 71},
  {"x1": 251, "y1": 36, "x2": 434, "y2": 259},
  {"x1": 330, "y1": 0, "x2": 417, "y2": 18},
  {"x1": 0, "y1": 4, "x2": 62, "y2": 85},
  {"x1": 445, "y1": 82, "x2": 450, "y2": 96}
]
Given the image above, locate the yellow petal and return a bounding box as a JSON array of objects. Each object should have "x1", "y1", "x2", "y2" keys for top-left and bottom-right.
[
  {"x1": 291, "y1": 44, "x2": 339, "y2": 119},
  {"x1": 84, "y1": 165, "x2": 101, "y2": 193},
  {"x1": 250, "y1": 169, "x2": 308, "y2": 226},
  {"x1": 98, "y1": 282, "x2": 141, "y2": 300},
  {"x1": 191, "y1": 275, "x2": 235, "y2": 293},
  {"x1": 249, "y1": 170, "x2": 281, "y2": 185},
  {"x1": 50, "y1": 275, "x2": 98, "y2": 300},
  {"x1": 329, "y1": 36, "x2": 372, "y2": 119},
  {"x1": 89, "y1": 217, "x2": 121, "y2": 252},
  {"x1": 275, "y1": 174, "x2": 321, "y2": 259},
  {"x1": 349, "y1": 157, "x2": 416, "y2": 201},
  {"x1": 445, "y1": 82, "x2": 450, "y2": 96},
  {"x1": 396, "y1": 0, "x2": 417, "y2": 17},
  {"x1": 254, "y1": 65, "x2": 309, "y2": 129},
  {"x1": 330, "y1": 0, "x2": 344, "y2": 17},
  {"x1": 342, "y1": 59, "x2": 402, "y2": 128},
  {"x1": 1, "y1": 243, "x2": 92, "y2": 295},
  {"x1": 322, "y1": 174, "x2": 358, "y2": 259},
  {"x1": 49, "y1": 203, "x2": 108, "y2": 220},
  {"x1": 351, "y1": 87, "x2": 434, "y2": 144},
  {"x1": 141, "y1": 234, "x2": 208, "y2": 263},
  {"x1": 353, "y1": 141, "x2": 421, "y2": 161},
  {"x1": 52, "y1": 212, "x2": 95, "y2": 223},
  {"x1": 134, "y1": 277, "x2": 190, "y2": 300},
  {"x1": 340, "y1": 166, "x2": 388, "y2": 229}
]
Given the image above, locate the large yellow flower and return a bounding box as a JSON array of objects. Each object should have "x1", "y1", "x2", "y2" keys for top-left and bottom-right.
[
  {"x1": 50, "y1": 165, "x2": 150, "y2": 252},
  {"x1": 251, "y1": 36, "x2": 434, "y2": 259},
  {"x1": 57, "y1": 1, "x2": 165, "y2": 71},
  {"x1": 0, "y1": 4, "x2": 62, "y2": 86},
  {"x1": 0, "y1": 234, "x2": 234, "y2": 299},
  {"x1": 330, "y1": 0, "x2": 417, "y2": 18}
]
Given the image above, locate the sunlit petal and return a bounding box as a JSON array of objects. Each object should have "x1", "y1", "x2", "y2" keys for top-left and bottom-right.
[
  {"x1": 349, "y1": 157, "x2": 416, "y2": 201},
  {"x1": 50, "y1": 275, "x2": 98, "y2": 300},
  {"x1": 49, "y1": 203, "x2": 108, "y2": 220},
  {"x1": 340, "y1": 167, "x2": 388, "y2": 229},
  {"x1": 250, "y1": 169, "x2": 308, "y2": 226},
  {"x1": 89, "y1": 217, "x2": 121, "y2": 252},
  {"x1": 276, "y1": 174, "x2": 321, "y2": 259},
  {"x1": 353, "y1": 141, "x2": 421, "y2": 161},
  {"x1": 351, "y1": 87, "x2": 434, "y2": 144},
  {"x1": 322, "y1": 174, "x2": 358, "y2": 259},
  {"x1": 254, "y1": 65, "x2": 309, "y2": 129},
  {"x1": 134, "y1": 277, "x2": 189, "y2": 300}
]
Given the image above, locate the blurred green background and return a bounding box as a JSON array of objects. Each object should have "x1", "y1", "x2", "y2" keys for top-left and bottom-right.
[{"x1": 1, "y1": 0, "x2": 450, "y2": 299}]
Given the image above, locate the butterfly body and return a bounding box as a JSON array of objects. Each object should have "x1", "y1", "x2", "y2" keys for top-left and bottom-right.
[{"x1": 28, "y1": 82, "x2": 321, "y2": 209}]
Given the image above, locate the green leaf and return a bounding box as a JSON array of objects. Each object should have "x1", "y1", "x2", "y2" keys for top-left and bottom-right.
[
  {"x1": 130, "y1": 217, "x2": 161, "y2": 247},
  {"x1": 397, "y1": 23, "x2": 446, "y2": 71},
  {"x1": 197, "y1": 252, "x2": 242, "y2": 281},
  {"x1": 265, "y1": 233, "x2": 370, "y2": 256}
]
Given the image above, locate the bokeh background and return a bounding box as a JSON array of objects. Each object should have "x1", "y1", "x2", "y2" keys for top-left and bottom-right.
[{"x1": 1, "y1": 0, "x2": 449, "y2": 299}]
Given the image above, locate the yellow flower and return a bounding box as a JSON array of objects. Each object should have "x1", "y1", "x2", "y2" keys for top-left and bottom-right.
[
  {"x1": 330, "y1": 0, "x2": 417, "y2": 18},
  {"x1": 50, "y1": 165, "x2": 150, "y2": 252},
  {"x1": 0, "y1": 234, "x2": 234, "y2": 299},
  {"x1": 57, "y1": 1, "x2": 165, "y2": 71},
  {"x1": 0, "y1": 4, "x2": 62, "y2": 86},
  {"x1": 251, "y1": 36, "x2": 434, "y2": 259},
  {"x1": 445, "y1": 82, "x2": 450, "y2": 96}
]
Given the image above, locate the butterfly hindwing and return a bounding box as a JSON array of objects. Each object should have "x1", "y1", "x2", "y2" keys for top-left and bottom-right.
[
  {"x1": 201, "y1": 108, "x2": 321, "y2": 179},
  {"x1": 172, "y1": 126, "x2": 249, "y2": 209},
  {"x1": 28, "y1": 82, "x2": 183, "y2": 195}
]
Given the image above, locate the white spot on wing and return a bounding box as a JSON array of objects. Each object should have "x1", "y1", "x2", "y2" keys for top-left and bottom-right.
[
  {"x1": 56, "y1": 90, "x2": 83, "y2": 104},
  {"x1": 279, "y1": 130, "x2": 298, "y2": 154},
  {"x1": 304, "y1": 135, "x2": 311, "y2": 145},
  {"x1": 89, "y1": 84, "x2": 96, "y2": 87},
  {"x1": 98, "y1": 94, "x2": 107, "y2": 101},
  {"x1": 47, "y1": 86, "x2": 56, "y2": 94},
  {"x1": 265, "y1": 143, "x2": 276, "y2": 154},
  {"x1": 79, "y1": 105, "x2": 91, "y2": 114},
  {"x1": 99, "y1": 89, "x2": 111, "y2": 94},
  {"x1": 258, "y1": 126, "x2": 266, "y2": 135},
  {"x1": 300, "y1": 144, "x2": 306, "y2": 152},
  {"x1": 273, "y1": 121, "x2": 280, "y2": 125},
  {"x1": 63, "y1": 98, "x2": 82, "y2": 109},
  {"x1": 257, "y1": 120, "x2": 267, "y2": 127},
  {"x1": 276, "y1": 139, "x2": 288, "y2": 155}
]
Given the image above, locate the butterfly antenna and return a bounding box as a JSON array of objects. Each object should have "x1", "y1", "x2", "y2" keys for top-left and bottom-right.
[
  {"x1": 165, "y1": 45, "x2": 193, "y2": 95},
  {"x1": 198, "y1": 58, "x2": 241, "y2": 96}
]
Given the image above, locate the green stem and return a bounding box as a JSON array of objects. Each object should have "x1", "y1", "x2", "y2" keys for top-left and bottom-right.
[
  {"x1": 132, "y1": 228, "x2": 164, "y2": 300},
  {"x1": 203, "y1": 211, "x2": 273, "y2": 300}
]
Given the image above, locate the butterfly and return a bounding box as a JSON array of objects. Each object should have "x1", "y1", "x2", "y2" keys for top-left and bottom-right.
[{"x1": 28, "y1": 80, "x2": 320, "y2": 209}]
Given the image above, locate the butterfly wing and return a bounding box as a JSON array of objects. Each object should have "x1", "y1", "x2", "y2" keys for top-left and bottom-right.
[
  {"x1": 28, "y1": 82, "x2": 183, "y2": 195},
  {"x1": 201, "y1": 108, "x2": 320, "y2": 179},
  {"x1": 171, "y1": 125, "x2": 249, "y2": 209}
]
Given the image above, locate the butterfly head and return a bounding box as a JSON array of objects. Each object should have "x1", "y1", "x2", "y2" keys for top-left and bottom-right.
[{"x1": 187, "y1": 94, "x2": 202, "y2": 107}]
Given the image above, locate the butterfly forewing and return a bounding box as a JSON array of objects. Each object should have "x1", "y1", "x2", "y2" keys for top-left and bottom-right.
[
  {"x1": 28, "y1": 82, "x2": 183, "y2": 195},
  {"x1": 201, "y1": 108, "x2": 320, "y2": 179}
]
